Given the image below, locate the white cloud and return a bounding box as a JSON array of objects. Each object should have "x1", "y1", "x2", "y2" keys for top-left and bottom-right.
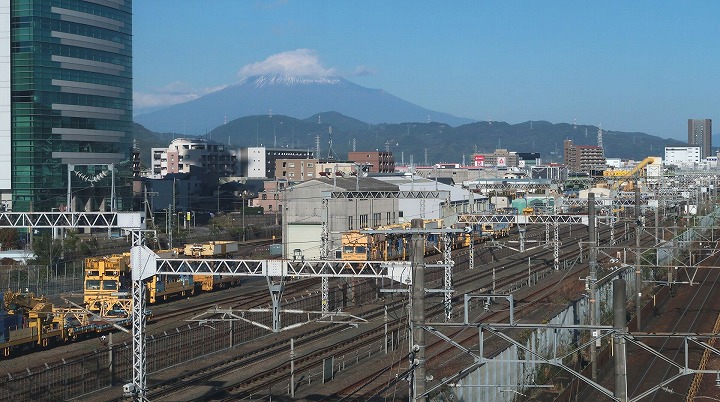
[
  {"x1": 238, "y1": 49, "x2": 336, "y2": 77},
  {"x1": 349, "y1": 65, "x2": 376, "y2": 77},
  {"x1": 133, "y1": 82, "x2": 226, "y2": 110}
]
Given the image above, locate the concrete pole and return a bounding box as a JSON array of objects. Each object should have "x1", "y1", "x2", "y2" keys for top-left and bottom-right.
[
  {"x1": 290, "y1": 338, "x2": 295, "y2": 398},
  {"x1": 614, "y1": 278, "x2": 628, "y2": 401},
  {"x1": 634, "y1": 187, "x2": 642, "y2": 331},
  {"x1": 588, "y1": 192, "x2": 598, "y2": 382},
  {"x1": 410, "y1": 218, "x2": 426, "y2": 401}
]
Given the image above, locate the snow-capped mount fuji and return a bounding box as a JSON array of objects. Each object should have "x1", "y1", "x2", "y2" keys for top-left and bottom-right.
[
  {"x1": 134, "y1": 74, "x2": 474, "y2": 135},
  {"x1": 242, "y1": 73, "x2": 343, "y2": 87}
]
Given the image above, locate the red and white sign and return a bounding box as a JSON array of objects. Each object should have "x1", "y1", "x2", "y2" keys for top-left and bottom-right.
[
  {"x1": 473, "y1": 155, "x2": 484, "y2": 166},
  {"x1": 497, "y1": 157, "x2": 506, "y2": 167}
]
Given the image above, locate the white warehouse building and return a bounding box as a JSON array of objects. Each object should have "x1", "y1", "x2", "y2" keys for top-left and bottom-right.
[
  {"x1": 372, "y1": 176, "x2": 489, "y2": 222},
  {"x1": 283, "y1": 177, "x2": 399, "y2": 259},
  {"x1": 664, "y1": 146, "x2": 701, "y2": 168}
]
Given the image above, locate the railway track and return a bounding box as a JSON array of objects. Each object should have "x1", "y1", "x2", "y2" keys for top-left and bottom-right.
[
  {"x1": 578, "y1": 235, "x2": 720, "y2": 401},
  {"x1": 142, "y1": 218, "x2": 642, "y2": 400},
  {"x1": 0, "y1": 214, "x2": 650, "y2": 401}
]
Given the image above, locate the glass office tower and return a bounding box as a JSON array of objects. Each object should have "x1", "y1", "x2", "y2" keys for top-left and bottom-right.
[{"x1": 3, "y1": 0, "x2": 132, "y2": 212}]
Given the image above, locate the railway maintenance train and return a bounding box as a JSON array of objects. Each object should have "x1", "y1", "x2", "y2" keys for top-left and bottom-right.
[
  {"x1": 0, "y1": 290, "x2": 123, "y2": 357},
  {"x1": 84, "y1": 240, "x2": 242, "y2": 317},
  {"x1": 339, "y1": 219, "x2": 511, "y2": 261},
  {"x1": 0, "y1": 240, "x2": 244, "y2": 357}
]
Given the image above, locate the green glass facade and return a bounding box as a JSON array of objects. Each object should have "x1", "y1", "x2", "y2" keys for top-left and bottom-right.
[{"x1": 9, "y1": 0, "x2": 132, "y2": 212}]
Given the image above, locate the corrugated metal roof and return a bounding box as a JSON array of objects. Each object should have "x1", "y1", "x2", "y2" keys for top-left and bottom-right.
[{"x1": 294, "y1": 176, "x2": 399, "y2": 192}]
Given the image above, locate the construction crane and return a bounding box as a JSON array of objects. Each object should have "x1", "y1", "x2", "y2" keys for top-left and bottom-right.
[{"x1": 606, "y1": 157, "x2": 655, "y2": 191}]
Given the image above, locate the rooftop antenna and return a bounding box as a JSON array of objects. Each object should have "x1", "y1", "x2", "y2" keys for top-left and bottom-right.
[
  {"x1": 315, "y1": 134, "x2": 321, "y2": 158},
  {"x1": 424, "y1": 148, "x2": 428, "y2": 166},
  {"x1": 573, "y1": 118, "x2": 577, "y2": 131},
  {"x1": 385, "y1": 140, "x2": 390, "y2": 153},
  {"x1": 224, "y1": 115, "x2": 227, "y2": 125},
  {"x1": 256, "y1": 122, "x2": 259, "y2": 147},
  {"x1": 597, "y1": 124, "x2": 604, "y2": 156},
  {"x1": 352, "y1": 137, "x2": 356, "y2": 152}
]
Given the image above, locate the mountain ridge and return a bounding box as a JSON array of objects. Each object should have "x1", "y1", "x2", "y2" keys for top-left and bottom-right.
[
  {"x1": 134, "y1": 74, "x2": 474, "y2": 134},
  {"x1": 133, "y1": 113, "x2": 687, "y2": 168}
]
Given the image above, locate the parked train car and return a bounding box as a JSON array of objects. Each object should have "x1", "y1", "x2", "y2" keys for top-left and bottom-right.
[
  {"x1": 480, "y1": 222, "x2": 511, "y2": 238},
  {"x1": 183, "y1": 241, "x2": 241, "y2": 291},
  {"x1": 1, "y1": 291, "x2": 119, "y2": 357},
  {"x1": 84, "y1": 241, "x2": 242, "y2": 317},
  {"x1": 339, "y1": 219, "x2": 472, "y2": 261},
  {"x1": 0, "y1": 240, "x2": 245, "y2": 357}
]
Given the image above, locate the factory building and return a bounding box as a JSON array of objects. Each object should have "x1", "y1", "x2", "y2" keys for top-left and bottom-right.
[{"x1": 283, "y1": 177, "x2": 399, "y2": 259}]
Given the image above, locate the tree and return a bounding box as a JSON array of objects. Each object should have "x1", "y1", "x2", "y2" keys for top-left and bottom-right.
[
  {"x1": 30, "y1": 233, "x2": 63, "y2": 267},
  {"x1": 0, "y1": 228, "x2": 20, "y2": 250}
]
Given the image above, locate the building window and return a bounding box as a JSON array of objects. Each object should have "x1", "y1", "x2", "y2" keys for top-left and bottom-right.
[
  {"x1": 360, "y1": 214, "x2": 368, "y2": 228},
  {"x1": 348, "y1": 216, "x2": 354, "y2": 230},
  {"x1": 262, "y1": 194, "x2": 267, "y2": 200},
  {"x1": 373, "y1": 213, "x2": 381, "y2": 227},
  {"x1": 386, "y1": 212, "x2": 391, "y2": 224},
  {"x1": 398, "y1": 211, "x2": 404, "y2": 218}
]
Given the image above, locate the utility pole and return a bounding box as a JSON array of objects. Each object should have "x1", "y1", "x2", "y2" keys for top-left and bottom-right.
[
  {"x1": 634, "y1": 187, "x2": 642, "y2": 330},
  {"x1": 614, "y1": 277, "x2": 628, "y2": 401},
  {"x1": 588, "y1": 192, "x2": 598, "y2": 381},
  {"x1": 410, "y1": 218, "x2": 426, "y2": 400}
]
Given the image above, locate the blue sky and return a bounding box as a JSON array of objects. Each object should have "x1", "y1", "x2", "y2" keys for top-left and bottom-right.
[{"x1": 133, "y1": 1, "x2": 720, "y2": 141}]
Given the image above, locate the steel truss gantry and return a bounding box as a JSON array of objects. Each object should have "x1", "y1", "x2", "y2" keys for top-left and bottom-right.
[
  {"x1": 130, "y1": 247, "x2": 423, "y2": 401},
  {"x1": 0, "y1": 211, "x2": 144, "y2": 228},
  {"x1": 325, "y1": 190, "x2": 450, "y2": 199},
  {"x1": 0, "y1": 212, "x2": 147, "y2": 399},
  {"x1": 319, "y1": 189, "x2": 451, "y2": 257},
  {"x1": 458, "y1": 213, "x2": 591, "y2": 270},
  {"x1": 462, "y1": 179, "x2": 553, "y2": 192},
  {"x1": 360, "y1": 227, "x2": 465, "y2": 321},
  {"x1": 420, "y1": 292, "x2": 720, "y2": 402}
]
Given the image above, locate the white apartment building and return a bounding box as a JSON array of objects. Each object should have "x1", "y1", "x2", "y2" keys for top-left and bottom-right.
[{"x1": 151, "y1": 138, "x2": 237, "y2": 179}]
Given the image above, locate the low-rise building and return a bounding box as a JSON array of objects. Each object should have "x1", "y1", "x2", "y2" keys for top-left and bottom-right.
[
  {"x1": 151, "y1": 138, "x2": 237, "y2": 179},
  {"x1": 347, "y1": 151, "x2": 395, "y2": 173},
  {"x1": 665, "y1": 146, "x2": 701, "y2": 167},
  {"x1": 253, "y1": 179, "x2": 287, "y2": 215},
  {"x1": 241, "y1": 147, "x2": 314, "y2": 179},
  {"x1": 471, "y1": 149, "x2": 518, "y2": 167}
]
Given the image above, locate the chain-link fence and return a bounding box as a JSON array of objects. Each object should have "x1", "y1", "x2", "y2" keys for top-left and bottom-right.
[{"x1": 0, "y1": 261, "x2": 84, "y2": 296}]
